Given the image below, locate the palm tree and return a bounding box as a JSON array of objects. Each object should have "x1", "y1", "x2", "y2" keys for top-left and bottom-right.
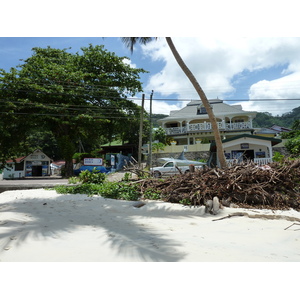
[{"x1": 122, "y1": 37, "x2": 227, "y2": 168}]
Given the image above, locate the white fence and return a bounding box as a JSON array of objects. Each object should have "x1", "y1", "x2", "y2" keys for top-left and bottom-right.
[
  {"x1": 165, "y1": 121, "x2": 252, "y2": 135},
  {"x1": 226, "y1": 157, "x2": 272, "y2": 166}
]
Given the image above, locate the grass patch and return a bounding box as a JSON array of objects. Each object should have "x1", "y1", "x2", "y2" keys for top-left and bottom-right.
[{"x1": 53, "y1": 181, "x2": 140, "y2": 201}]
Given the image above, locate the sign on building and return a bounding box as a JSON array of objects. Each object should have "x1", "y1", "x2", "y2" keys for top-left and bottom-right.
[{"x1": 83, "y1": 158, "x2": 103, "y2": 166}]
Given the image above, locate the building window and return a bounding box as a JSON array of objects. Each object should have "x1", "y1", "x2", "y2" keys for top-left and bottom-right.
[
  {"x1": 15, "y1": 161, "x2": 24, "y2": 171},
  {"x1": 197, "y1": 106, "x2": 207, "y2": 115}
]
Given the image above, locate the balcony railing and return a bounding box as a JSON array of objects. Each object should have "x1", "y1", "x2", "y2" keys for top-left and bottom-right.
[
  {"x1": 226, "y1": 157, "x2": 272, "y2": 166},
  {"x1": 165, "y1": 121, "x2": 252, "y2": 135}
]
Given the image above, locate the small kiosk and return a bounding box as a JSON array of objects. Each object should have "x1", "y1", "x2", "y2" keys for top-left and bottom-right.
[{"x1": 3, "y1": 149, "x2": 51, "y2": 179}]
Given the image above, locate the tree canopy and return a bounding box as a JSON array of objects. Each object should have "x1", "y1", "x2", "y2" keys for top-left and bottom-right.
[{"x1": 0, "y1": 44, "x2": 147, "y2": 176}]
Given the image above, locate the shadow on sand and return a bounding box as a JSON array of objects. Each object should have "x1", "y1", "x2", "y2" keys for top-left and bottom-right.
[{"x1": 0, "y1": 190, "x2": 210, "y2": 261}]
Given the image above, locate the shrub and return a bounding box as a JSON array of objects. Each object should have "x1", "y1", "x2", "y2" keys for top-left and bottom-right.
[
  {"x1": 97, "y1": 181, "x2": 140, "y2": 201},
  {"x1": 68, "y1": 176, "x2": 80, "y2": 184},
  {"x1": 143, "y1": 188, "x2": 161, "y2": 200},
  {"x1": 53, "y1": 183, "x2": 100, "y2": 196},
  {"x1": 122, "y1": 172, "x2": 132, "y2": 181},
  {"x1": 53, "y1": 181, "x2": 140, "y2": 201},
  {"x1": 79, "y1": 168, "x2": 106, "y2": 184},
  {"x1": 273, "y1": 151, "x2": 285, "y2": 162}
]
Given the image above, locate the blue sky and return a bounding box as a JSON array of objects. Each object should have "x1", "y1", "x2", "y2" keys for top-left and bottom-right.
[
  {"x1": 1, "y1": 37, "x2": 300, "y2": 116},
  {"x1": 1, "y1": 0, "x2": 300, "y2": 118}
]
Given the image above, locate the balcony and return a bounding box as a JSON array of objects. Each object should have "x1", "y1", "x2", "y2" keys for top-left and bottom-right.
[
  {"x1": 165, "y1": 121, "x2": 252, "y2": 135},
  {"x1": 226, "y1": 157, "x2": 272, "y2": 166}
]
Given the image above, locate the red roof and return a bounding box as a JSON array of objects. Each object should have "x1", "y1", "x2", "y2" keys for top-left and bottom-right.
[
  {"x1": 51, "y1": 160, "x2": 65, "y2": 166},
  {"x1": 6, "y1": 156, "x2": 26, "y2": 164}
]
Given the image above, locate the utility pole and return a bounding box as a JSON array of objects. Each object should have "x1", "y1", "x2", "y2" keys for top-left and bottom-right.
[
  {"x1": 149, "y1": 90, "x2": 154, "y2": 171},
  {"x1": 138, "y1": 94, "x2": 145, "y2": 169}
]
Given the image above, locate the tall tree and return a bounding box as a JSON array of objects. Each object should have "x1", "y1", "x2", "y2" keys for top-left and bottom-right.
[
  {"x1": 0, "y1": 45, "x2": 147, "y2": 176},
  {"x1": 122, "y1": 37, "x2": 227, "y2": 168}
]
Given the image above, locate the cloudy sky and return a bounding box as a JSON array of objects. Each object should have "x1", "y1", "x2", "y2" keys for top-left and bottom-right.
[{"x1": 1, "y1": 3, "x2": 300, "y2": 117}]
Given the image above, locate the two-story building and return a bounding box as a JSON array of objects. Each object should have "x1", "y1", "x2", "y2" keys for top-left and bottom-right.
[
  {"x1": 155, "y1": 99, "x2": 284, "y2": 166},
  {"x1": 159, "y1": 99, "x2": 257, "y2": 145}
]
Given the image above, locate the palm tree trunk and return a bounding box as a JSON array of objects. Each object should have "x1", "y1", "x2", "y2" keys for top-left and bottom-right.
[{"x1": 165, "y1": 37, "x2": 227, "y2": 168}]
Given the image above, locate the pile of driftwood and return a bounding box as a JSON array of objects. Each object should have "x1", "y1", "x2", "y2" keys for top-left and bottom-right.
[{"x1": 138, "y1": 160, "x2": 300, "y2": 210}]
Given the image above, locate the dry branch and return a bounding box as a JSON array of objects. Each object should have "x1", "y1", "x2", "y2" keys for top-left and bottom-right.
[{"x1": 138, "y1": 160, "x2": 300, "y2": 210}]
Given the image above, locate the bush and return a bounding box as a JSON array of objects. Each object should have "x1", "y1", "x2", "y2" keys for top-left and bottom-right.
[
  {"x1": 143, "y1": 188, "x2": 161, "y2": 200},
  {"x1": 79, "y1": 168, "x2": 106, "y2": 184},
  {"x1": 68, "y1": 177, "x2": 80, "y2": 184},
  {"x1": 53, "y1": 183, "x2": 101, "y2": 196},
  {"x1": 53, "y1": 181, "x2": 140, "y2": 201},
  {"x1": 97, "y1": 182, "x2": 140, "y2": 201}
]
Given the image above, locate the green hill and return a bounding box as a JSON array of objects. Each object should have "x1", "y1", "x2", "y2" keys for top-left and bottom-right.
[{"x1": 253, "y1": 106, "x2": 300, "y2": 128}]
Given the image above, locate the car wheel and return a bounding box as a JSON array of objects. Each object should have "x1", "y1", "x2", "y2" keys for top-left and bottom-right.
[{"x1": 153, "y1": 171, "x2": 161, "y2": 178}]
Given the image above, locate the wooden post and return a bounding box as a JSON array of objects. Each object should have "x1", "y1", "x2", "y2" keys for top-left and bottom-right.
[
  {"x1": 149, "y1": 90, "x2": 153, "y2": 170},
  {"x1": 138, "y1": 94, "x2": 145, "y2": 169}
]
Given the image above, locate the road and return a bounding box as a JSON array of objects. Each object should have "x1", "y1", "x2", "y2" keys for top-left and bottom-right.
[{"x1": 0, "y1": 177, "x2": 70, "y2": 193}]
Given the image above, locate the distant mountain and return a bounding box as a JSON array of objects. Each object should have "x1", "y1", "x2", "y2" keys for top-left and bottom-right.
[
  {"x1": 151, "y1": 114, "x2": 168, "y2": 128},
  {"x1": 253, "y1": 106, "x2": 300, "y2": 129}
]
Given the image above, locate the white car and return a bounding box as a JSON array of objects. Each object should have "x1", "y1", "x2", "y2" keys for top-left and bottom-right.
[{"x1": 151, "y1": 160, "x2": 205, "y2": 178}]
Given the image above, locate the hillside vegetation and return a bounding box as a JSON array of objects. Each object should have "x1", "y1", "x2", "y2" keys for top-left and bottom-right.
[{"x1": 247, "y1": 106, "x2": 300, "y2": 128}]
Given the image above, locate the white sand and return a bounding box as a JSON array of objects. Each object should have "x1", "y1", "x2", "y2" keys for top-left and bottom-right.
[{"x1": 0, "y1": 188, "x2": 299, "y2": 262}]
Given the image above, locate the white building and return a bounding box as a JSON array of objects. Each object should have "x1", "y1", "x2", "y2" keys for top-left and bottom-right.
[
  {"x1": 155, "y1": 99, "x2": 283, "y2": 166},
  {"x1": 3, "y1": 149, "x2": 51, "y2": 179},
  {"x1": 159, "y1": 99, "x2": 257, "y2": 145}
]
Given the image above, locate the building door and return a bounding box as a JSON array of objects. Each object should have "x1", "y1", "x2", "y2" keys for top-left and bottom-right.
[
  {"x1": 244, "y1": 150, "x2": 254, "y2": 160},
  {"x1": 232, "y1": 150, "x2": 254, "y2": 162},
  {"x1": 32, "y1": 166, "x2": 43, "y2": 176}
]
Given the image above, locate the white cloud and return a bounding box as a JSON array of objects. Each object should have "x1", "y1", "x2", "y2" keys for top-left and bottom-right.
[
  {"x1": 122, "y1": 58, "x2": 137, "y2": 69},
  {"x1": 132, "y1": 96, "x2": 185, "y2": 115},
  {"x1": 140, "y1": 37, "x2": 300, "y2": 116}
]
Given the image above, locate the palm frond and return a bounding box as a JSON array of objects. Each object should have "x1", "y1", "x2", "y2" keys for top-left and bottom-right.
[{"x1": 121, "y1": 37, "x2": 157, "y2": 53}]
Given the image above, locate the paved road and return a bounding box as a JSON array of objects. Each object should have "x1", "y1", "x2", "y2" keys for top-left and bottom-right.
[{"x1": 0, "y1": 177, "x2": 71, "y2": 193}]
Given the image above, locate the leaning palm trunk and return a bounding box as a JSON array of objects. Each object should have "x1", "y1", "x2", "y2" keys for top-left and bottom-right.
[{"x1": 165, "y1": 37, "x2": 227, "y2": 168}]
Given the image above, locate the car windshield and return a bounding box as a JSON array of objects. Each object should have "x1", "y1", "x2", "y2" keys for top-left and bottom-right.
[{"x1": 165, "y1": 162, "x2": 174, "y2": 167}]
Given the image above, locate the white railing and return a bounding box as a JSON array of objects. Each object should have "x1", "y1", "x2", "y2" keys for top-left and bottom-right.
[
  {"x1": 254, "y1": 158, "x2": 272, "y2": 165},
  {"x1": 226, "y1": 157, "x2": 272, "y2": 166},
  {"x1": 165, "y1": 127, "x2": 187, "y2": 135},
  {"x1": 225, "y1": 122, "x2": 252, "y2": 130},
  {"x1": 165, "y1": 121, "x2": 252, "y2": 135}
]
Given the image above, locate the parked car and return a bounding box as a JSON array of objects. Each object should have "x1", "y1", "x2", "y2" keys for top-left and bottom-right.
[
  {"x1": 73, "y1": 165, "x2": 111, "y2": 176},
  {"x1": 150, "y1": 160, "x2": 205, "y2": 178}
]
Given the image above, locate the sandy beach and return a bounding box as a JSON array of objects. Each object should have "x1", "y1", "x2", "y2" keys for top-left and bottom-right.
[{"x1": 0, "y1": 188, "x2": 299, "y2": 262}]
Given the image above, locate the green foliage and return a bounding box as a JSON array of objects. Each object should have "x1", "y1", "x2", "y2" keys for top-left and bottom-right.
[
  {"x1": 152, "y1": 142, "x2": 165, "y2": 153},
  {"x1": 179, "y1": 198, "x2": 192, "y2": 206},
  {"x1": 53, "y1": 183, "x2": 101, "y2": 196},
  {"x1": 151, "y1": 114, "x2": 168, "y2": 128},
  {"x1": 95, "y1": 182, "x2": 140, "y2": 201},
  {"x1": 253, "y1": 109, "x2": 300, "y2": 129},
  {"x1": 79, "y1": 168, "x2": 106, "y2": 184},
  {"x1": 282, "y1": 119, "x2": 300, "y2": 157},
  {"x1": 153, "y1": 126, "x2": 167, "y2": 144},
  {"x1": 272, "y1": 151, "x2": 285, "y2": 162},
  {"x1": 68, "y1": 176, "x2": 80, "y2": 184},
  {"x1": 122, "y1": 172, "x2": 132, "y2": 181},
  {"x1": 53, "y1": 181, "x2": 140, "y2": 201},
  {"x1": 143, "y1": 188, "x2": 161, "y2": 200},
  {"x1": 0, "y1": 44, "x2": 147, "y2": 173},
  {"x1": 285, "y1": 136, "x2": 300, "y2": 156},
  {"x1": 199, "y1": 137, "x2": 210, "y2": 144},
  {"x1": 73, "y1": 153, "x2": 91, "y2": 163},
  {"x1": 116, "y1": 183, "x2": 140, "y2": 201}
]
